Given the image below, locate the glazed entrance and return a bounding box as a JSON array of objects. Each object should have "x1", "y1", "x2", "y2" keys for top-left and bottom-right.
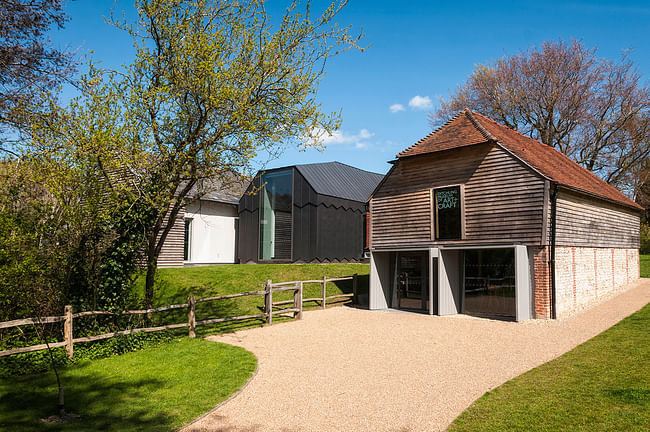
[
  {"x1": 393, "y1": 251, "x2": 429, "y2": 311},
  {"x1": 463, "y1": 248, "x2": 515, "y2": 318}
]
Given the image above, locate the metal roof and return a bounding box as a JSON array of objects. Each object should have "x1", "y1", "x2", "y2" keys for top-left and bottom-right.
[{"x1": 295, "y1": 162, "x2": 384, "y2": 203}]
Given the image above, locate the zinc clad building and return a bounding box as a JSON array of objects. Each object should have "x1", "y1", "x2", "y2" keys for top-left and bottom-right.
[{"x1": 238, "y1": 162, "x2": 384, "y2": 263}]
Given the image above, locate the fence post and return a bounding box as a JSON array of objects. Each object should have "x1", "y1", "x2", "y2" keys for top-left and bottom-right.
[
  {"x1": 353, "y1": 273, "x2": 358, "y2": 304},
  {"x1": 293, "y1": 282, "x2": 303, "y2": 320},
  {"x1": 64, "y1": 305, "x2": 73, "y2": 359},
  {"x1": 188, "y1": 295, "x2": 196, "y2": 338},
  {"x1": 321, "y1": 276, "x2": 327, "y2": 309},
  {"x1": 265, "y1": 280, "x2": 273, "y2": 324}
]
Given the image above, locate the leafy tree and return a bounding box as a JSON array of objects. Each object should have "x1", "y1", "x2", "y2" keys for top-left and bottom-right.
[
  {"x1": 0, "y1": 0, "x2": 76, "y2": 152},
  {"x1": 430, "y1": 40, "x2": 650, "y2": 194},
  {"x1": 77, "y1": 0, "x2": 364, "y2": 307}
]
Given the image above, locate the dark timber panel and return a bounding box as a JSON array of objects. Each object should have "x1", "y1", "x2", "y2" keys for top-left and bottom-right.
[
  {"x1": 555, "y1": 189, "x2": 640, "y2": 248},
  {"x1": 315, "y1": 194, "x2": 365, "y2": 261},
  {"x1": 238, "y1": 176, "x2": 262, "y2": 263},
  {"x1": 292, "y1": 168, "x2": 319, "y2": 261},
  {"x1": 371, "y1": 143, "x2": 546, "y2": 247}
]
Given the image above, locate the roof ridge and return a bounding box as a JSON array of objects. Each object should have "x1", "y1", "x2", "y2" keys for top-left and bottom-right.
[
  {"x1": 469, "y1": 110, "x2": 542, "y2": 146},
  {"x1": 468, "y1": 110, "x2": 641, "y2": 210},
  {"x1": 396, "y1": 110, "x2": 466, "y2": 158},
  {"x1": 464, "y1": 109, "x2": 497, "y2": 142},
  {"x1": 295, "y1": 161, "x2": 383, "y2": 176}
]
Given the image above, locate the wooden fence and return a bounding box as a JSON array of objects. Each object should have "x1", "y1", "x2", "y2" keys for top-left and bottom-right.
[{"x1": 0, "y1": 274, "x2": 358, "y2": 359}]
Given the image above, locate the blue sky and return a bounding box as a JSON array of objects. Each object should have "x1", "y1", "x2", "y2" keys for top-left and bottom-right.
[{"x1": 51, "y1": 1, "x2": 650, "y2": 175}]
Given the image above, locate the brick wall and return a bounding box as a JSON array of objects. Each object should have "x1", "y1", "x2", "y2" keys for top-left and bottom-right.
[
  {"x1": 554, "y1": 247, "x2": 640, "y2": 318},
  {"x1": 532, "y1": 246, "x2": 552, "y2": 319}
]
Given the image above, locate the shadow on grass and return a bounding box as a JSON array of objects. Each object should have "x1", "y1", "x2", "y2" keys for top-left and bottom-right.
[
  {"x1": 0, "y1": 363, "x2": 175, "y2": 432},
  {"x1": 606, "y1": 388, "x2": 650, "y2": 405}
]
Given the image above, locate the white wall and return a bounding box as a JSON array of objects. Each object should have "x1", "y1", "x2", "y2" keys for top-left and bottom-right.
[
  {"x1": 438, "y1": 250, "x2": 461, "y2": 315},
  {"x1": 185, "y1": 200, "x2": 238, "y2": 264},
  {"x1": 369, "y1": 252, "x2": 391, "y2": 310},
  {"x1": 554, "y1": 246, "x2": 639, "y2": 318}
]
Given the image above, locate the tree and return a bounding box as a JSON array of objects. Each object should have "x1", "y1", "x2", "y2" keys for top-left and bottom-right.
[
  {"x1": 430, "y1": 40, "x2": 650, "y2": 193},
  {"x1": 77, "y1": 0, "x2": 363, "y2": 307},
  {"x1": 0, "y1": 0, "x2": 76, "y2": 152}
]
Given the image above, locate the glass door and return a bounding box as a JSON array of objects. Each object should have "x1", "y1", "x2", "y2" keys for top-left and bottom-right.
[
  {"x1": 463, "y1": 249, "x2": 515, "y2": 318},
  {"x1": 395, "y1": 251, "x2": 429, "y2": 311}
]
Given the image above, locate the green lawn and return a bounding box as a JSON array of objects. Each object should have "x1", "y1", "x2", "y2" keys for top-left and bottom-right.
[
  {"x1": 641, "y1": 254, "x2": 649, "y2": 278},
  {"x1": 449, "y1": 302, "x2": 650, "y2": 432},
  {"x1": 0, "y1": 338, "x2": 256, "y2": 431},
  {"x1": 133, "y1": 263, "x2": 369, "y2": 335}
]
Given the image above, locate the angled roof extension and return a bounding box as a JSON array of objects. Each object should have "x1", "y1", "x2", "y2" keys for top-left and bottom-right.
[
  {"x1": 397, "y1": 109, "x2": 642, "y2": 210},
  {"x1": 295, "y1": 162, "x2": 384, "y2": 203}
]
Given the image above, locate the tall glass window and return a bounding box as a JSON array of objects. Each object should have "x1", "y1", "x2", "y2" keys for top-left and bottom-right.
[
  {"x1": 184, "y1": 219, "x2": 192, "y2": 261},
  {"x1": 464, "y1": 248, "x2": 515, "y2": 318},
  {"x1": 434, "y1": 186, "x2": 462, "y2": 240},
  {"x1": 259, "y1": 169, "x2": 293, "y2": 260}
]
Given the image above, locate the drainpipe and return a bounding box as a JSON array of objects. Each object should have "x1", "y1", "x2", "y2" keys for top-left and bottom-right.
[{"x1": 549, "y1": 182, "x2": 559, "y2": 319}]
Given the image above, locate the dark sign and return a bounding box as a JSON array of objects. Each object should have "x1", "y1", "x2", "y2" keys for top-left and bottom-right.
[{"x1": 435, "y1": 186, "x2": 461, "y2": 239}]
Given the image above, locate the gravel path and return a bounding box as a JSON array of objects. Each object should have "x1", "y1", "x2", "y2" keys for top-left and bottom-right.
[{"x1": 185, "y1": 279, "x2": 650, "y2": 432}]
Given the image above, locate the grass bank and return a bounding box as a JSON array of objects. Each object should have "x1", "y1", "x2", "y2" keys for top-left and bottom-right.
[
  {"x1": 134, "y1": 263, "x2": 369, "y2": 335},
  {"x1": 641, "y1": 254, "x2": 649, "y2": 278},
  {"x1": 449, "y1": 302, "x2": 650, "y2": 431},
  {"x1": 0, "y1": 338, "x2": 256, "y2": 431}
]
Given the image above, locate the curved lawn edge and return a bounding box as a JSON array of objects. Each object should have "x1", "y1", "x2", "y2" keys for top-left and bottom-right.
[
  {"x1": 0, "y1": 338, "x2": 258, "y2": 432},
  {"x1": 448, "y1": 302, "x2": 650, "y2": 431},
  {"x1": 179, "y1": 338, "x2": 259, "y2": 431}
]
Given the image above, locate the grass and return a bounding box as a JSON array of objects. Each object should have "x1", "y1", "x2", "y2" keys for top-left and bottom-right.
[
  {"x1": 449, "y1": 302, "x2": 650, "y2": 432},
  {"x1": 0, "y1": 338, "x2": 256, "y2": 431},
  {"x1": 133, "y1": 263, "x2": 369, "y2": 335},
  {"x1": 641, "y1": 254, "x2": 649, "y2": 278}
]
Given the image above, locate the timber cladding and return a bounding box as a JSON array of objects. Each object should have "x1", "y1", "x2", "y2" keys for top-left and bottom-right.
[
  {"x1": 157, "y1": 209, "x2": 185, "y2": 268},
  {"x1": 555, "y1": 189, "x2": 640, "y2": 249},
  {"x1": 371, "y1": 143, "x2": 545, "y2": 247}
]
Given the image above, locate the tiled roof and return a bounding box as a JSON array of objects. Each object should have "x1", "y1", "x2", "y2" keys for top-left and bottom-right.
[
  {"x1": 185, "y1": 173, "x2": 248, "y2": 205},
  {"x1": 295, "y1": 162, "x2": 384, "y2": 203},
  {"x1": 398, "y1": 109, "x2": 642, "y2": 210}
]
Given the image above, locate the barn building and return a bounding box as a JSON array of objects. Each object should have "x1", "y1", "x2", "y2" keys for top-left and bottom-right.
[
  {"x1": 238, "y1": 162, "x2": 384, "y2": 263},
  {"x1": 368, "y1": 109, "x2": 642, "y2": 320}
]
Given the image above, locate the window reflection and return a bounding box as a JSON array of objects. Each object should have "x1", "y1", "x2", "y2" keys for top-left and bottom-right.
[{"x1": 259, "y1": 169, "x2": 292, "y2": 260}]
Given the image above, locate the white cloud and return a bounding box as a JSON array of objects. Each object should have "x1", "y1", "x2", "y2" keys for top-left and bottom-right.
[
  {"x1": 306, "y1": 127, "x2": 375, "y2": 149},
  {"x1": 389, "y1": 103, "x2": 405, "y2": 113},
  {"x1": 358, "y1": 128, "x2": 373, "y2": 139},
  {"x1": 408, "y1": 95, "x2": 432, "y2": 110}
]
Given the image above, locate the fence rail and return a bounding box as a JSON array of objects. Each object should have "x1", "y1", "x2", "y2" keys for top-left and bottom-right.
[{"x1": 0, "y1": 273, "x2": 358, "y2": 359}]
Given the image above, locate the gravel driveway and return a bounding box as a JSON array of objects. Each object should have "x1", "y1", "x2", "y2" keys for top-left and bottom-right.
[{"x1": 185, "y1": 279, "x2": 650, "y2": 432}]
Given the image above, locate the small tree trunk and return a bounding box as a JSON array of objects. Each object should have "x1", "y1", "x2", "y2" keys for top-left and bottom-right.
[
  {"x1": 58, "y1": 386, "x2": 65, "y2": 418},
  {"x1": 144, "y1": 259, "x2": 157, "y2": 310},
  {"x1": 144, "y1": 231, "x2": 158, "y2": 310}
]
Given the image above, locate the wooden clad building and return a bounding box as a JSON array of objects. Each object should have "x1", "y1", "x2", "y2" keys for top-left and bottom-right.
[
  {"x1": 368, "y1": 109, "x2": 642, "y2": 320},
  {"x1": 158, "y1": 178, "x2": 245, "y2": 267},
  {"x1": 238, "y1": 162, "x2": 383, "y2": 263}
]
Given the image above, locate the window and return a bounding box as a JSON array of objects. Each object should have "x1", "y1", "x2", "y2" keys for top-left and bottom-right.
[
  {"x1": 464, "y1": 248, "x2": 515, "y2": 318},
  {"x1": 434, "y1": 186, "x2": 462, "y2": 240},
  {"x1": 184, "y1": 218, "x2": 192, "y2": 261},
  {"x1": 259, "y1": 169, "x2": 293, "y2": 260}
]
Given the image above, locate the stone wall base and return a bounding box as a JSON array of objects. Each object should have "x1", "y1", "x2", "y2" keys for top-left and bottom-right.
[{"x1": 532, "y1": 246, "x2": 639, "y2": 319}]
